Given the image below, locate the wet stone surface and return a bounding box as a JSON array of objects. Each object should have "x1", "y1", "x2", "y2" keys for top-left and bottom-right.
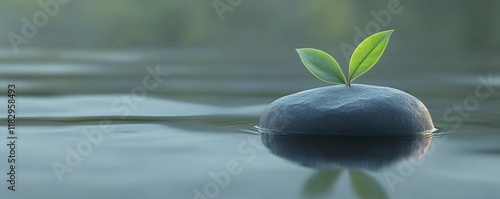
[{"x1": 259, "y1": 84, "x2": 435, "y2": 135}]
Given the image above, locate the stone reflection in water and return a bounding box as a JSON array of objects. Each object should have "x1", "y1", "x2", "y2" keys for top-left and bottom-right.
[{"x1": 261, "y1": 132, "x2": 432, "y2": 170}]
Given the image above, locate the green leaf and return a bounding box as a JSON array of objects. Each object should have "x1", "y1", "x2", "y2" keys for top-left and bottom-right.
[
  {"x1": 348, "y1": 30, "x2": 394, "y2": 85},
  {"x1": 350, "y1": 170, "x2": 388, "y2": 199},
  {"x1": 296, "y1": 48, "x2": 346, "y2": 84}
]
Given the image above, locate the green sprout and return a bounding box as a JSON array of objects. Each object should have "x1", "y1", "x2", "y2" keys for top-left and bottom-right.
[{"x1": 296, "y1": 30, "x2": 394, "y2": 86}]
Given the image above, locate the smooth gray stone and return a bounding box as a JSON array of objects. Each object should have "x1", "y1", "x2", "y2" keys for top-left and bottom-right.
[{"x1": 259, "y1": 84, "x2": 435, "y2": 135}]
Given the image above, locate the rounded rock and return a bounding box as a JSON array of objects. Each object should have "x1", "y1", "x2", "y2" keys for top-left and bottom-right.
[{"x1": 259, "y1": 84, "x2": 434, "y2": 135}]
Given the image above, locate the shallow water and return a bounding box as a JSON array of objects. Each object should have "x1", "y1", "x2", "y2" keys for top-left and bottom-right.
[{"x1": 1, "y1": 49, "x2": 499, "y2": 199}]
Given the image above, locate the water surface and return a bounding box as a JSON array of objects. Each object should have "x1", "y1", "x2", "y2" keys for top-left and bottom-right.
[{"x1": 1, "y1": 49, "x2": 499, "y2": 199}]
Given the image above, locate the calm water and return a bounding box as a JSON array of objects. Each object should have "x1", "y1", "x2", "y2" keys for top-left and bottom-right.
[{"x1": 1, "y1": 49, "x2": 499, "y2": 199}]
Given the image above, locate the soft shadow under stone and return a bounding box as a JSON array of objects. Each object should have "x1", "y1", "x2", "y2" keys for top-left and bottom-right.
[
  {"x1": 261, "y1": 133, "x2": 432, "y2": 170},
  {"x1": 259, "y1": 84, "x2": 435, "y2": 135}
]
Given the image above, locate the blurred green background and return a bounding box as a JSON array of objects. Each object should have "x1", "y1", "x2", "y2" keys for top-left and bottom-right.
[
  {"x1": 1, "y1": 0, "x2": 498, "y2": 53},
  {"x1": 1, "y1": 0, "x2": 498, "y2": 104}
]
